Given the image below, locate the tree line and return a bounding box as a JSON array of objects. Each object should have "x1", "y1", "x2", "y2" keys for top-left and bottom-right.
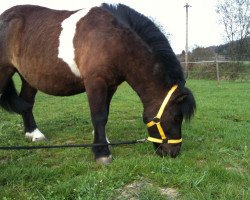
[
  {"x1": 178, "y1": 37, "x2": 250, "y2": 62},
  {"x1": 179, "y1": 0, "x2": 249, "y2": 62}
]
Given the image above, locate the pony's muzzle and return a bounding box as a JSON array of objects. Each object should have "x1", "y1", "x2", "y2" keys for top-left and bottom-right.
[{"x1": 155, "y1": 143, "x2": 181, "y2": 158}]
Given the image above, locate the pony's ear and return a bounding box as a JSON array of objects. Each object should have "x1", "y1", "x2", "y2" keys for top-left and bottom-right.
[
  {"x1": 176, "y1": 94, "x2": 188, "y2": 103},
  {"x1": 175, "y1": 85, "x2": 190, "y2": 103}
]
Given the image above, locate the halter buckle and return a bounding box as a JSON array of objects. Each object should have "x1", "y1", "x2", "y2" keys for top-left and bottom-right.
[
  {"x1": 152, "y1": 117, "x2": 160, "y2": 124},
  {"x1": 162, "y1": 139, "x2": 168, "y2": 143}
]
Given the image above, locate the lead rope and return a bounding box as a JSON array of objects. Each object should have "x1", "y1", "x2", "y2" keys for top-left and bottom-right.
[{"x1": 0, "y1": 139, "x2": 147, "y2": 150}]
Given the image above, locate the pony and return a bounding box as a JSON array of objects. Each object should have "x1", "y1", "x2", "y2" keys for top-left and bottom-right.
[{"x1": 0, "y1": 3, "x2": 196, "y2": 164}]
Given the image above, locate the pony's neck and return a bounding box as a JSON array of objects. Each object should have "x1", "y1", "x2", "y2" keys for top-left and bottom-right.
[{"x1": 124, "y1": 56, "x2": 168, "y2": 122}]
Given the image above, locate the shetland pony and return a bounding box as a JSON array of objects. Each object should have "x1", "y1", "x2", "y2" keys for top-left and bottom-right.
[{"x1": 0, "y1": 4, "x2": 196, "y2": 163}]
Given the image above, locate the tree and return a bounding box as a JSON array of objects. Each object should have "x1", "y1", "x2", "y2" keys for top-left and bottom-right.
[
  {"x1": 216, "y1": 0, "x2": 250, "y2": 60},
  {"x1": 190, "y1": 46, "x2": 216, "y2": 61}
]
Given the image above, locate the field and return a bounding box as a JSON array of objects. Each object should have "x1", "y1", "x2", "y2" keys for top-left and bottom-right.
[{"x1": 0, "y1": 78, "x2": 249, "y2": 199}]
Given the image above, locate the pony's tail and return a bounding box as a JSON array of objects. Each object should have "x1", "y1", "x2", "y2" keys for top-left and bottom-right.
[{"x1": 0, "y1": 79, "x2": 32, "y2": 114}]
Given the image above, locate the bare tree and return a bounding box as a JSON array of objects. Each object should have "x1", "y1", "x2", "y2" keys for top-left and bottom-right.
[{"x1": 216, "y1": 0, "x2": 250, "y2": 60}]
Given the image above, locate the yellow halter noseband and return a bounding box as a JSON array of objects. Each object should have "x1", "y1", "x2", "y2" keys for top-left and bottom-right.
[{"x1": 146, "y1": 85, "x2": 182, "y2": 144}]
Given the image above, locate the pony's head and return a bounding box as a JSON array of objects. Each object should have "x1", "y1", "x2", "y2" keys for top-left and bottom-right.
[{"x1": 144, "y1": 85, "x2": 196, "y2": 158}]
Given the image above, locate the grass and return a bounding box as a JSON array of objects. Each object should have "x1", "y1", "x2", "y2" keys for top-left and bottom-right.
[{"x1": 0, "y1": 78, "x2": 249, "y2": 199}]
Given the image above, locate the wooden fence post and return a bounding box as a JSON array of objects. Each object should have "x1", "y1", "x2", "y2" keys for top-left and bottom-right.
[{"x1": 215, "y1": 54, "x2": 220, "y2": 82}]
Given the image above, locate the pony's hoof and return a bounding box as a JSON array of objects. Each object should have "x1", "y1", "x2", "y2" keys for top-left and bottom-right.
[
  {"x1": 32, "y1": 136, "x2": 47, "y2": 142},
  {"x1": 25, "y1": 129, "x2": 47, "y2": 142},
  {"x1": 96, "y1": 155, "x2": 112, "y2": 164}
]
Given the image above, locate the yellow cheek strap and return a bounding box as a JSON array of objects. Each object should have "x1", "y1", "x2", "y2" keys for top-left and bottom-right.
[{"x1": 146, "y1": 85, "x2": 182, "y2": 144}]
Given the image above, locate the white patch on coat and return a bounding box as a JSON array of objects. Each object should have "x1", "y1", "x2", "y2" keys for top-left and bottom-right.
[
  {"x1": 25, "y1": 128, "x2": 46, "y2": 142},
  {"x1": 58, "y1": 7, "x2": 93, "y2": 77}
]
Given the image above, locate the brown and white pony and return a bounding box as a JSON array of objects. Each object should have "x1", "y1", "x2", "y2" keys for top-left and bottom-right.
[{"x1": 0, "y1": 3, "x2": 196, "y2": 163}]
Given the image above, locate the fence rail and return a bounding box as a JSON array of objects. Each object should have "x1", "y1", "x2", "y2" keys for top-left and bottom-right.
[
  {"x1": 180, "y1": 59, "x2": 250, "y2": 81},
  {"x1": 182, "y1": 60, "x2": 250, "y2": 64}
]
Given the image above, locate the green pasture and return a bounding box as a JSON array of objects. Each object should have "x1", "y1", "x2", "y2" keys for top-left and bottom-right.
[{"x1": 0, "y1": 78, "x2": 249, "y2": 199}]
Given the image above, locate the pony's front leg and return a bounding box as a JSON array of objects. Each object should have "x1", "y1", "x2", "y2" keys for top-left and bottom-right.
[{"x1": 85, "y1": 78, "x2": 111, "y2": 164}]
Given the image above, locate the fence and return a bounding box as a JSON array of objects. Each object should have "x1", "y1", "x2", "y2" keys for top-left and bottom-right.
[{"x1": 180, "y1": 59, "x2": 250, "y2": 81}]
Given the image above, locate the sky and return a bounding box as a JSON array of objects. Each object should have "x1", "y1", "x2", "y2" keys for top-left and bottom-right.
[{"x1": 0, "y1": 0, "x2": 225, "y2": 54}]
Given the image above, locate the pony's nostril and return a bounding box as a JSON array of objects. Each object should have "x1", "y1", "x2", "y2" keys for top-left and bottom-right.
[
  {"x1": 170, "y1": 151, "x2": 179, "y2": 158},
  {"x1": 170, "y1": 146, "x2": 181, "y2": 158},
  {"x1": 155, "y1": 144, "x2": 181, "y2": 158}
]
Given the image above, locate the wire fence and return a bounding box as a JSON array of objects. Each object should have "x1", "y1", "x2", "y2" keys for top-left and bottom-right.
[{"x1": 180, "y1": 59, "x2": 250, "y2": 81}]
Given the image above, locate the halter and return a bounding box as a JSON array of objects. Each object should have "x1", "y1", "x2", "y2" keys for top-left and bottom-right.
[{"x1": 146, "y1": 85, "x2": 182, "y2": 144}]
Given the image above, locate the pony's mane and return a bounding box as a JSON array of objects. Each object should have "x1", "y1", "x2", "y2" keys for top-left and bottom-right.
[{"x1": 101, "y1": 3, "x2": 185, "y2": 86}]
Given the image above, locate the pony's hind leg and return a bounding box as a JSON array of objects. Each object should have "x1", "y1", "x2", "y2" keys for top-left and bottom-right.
[
  {"x1": 19, "y1": 77, "x2": 46, "y2": 141},
  {"x1": 0, "y1": 66, "x2": 31, "y2": 113},
  {"x1": 0, "y1": 66, "x2": 15, "y2": 95}
]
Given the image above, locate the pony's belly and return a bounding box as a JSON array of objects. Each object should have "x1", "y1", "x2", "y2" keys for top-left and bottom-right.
[
  {"x1": 41, "y1": 81, "x2": 85, "y2": 96},
  {"x1": 22, "y1": 73, "x2": 85, "y2": 96}
]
